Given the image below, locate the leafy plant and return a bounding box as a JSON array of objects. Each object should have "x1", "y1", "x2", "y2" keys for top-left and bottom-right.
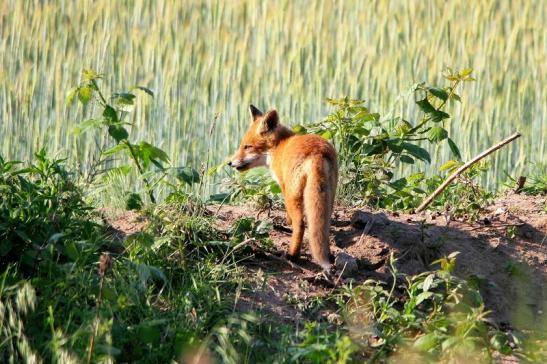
[
  {"x1": 68, "y1": 69, "x2": 200, "y2": 206},
  {"x1": 295, "y1": 68, "x2": 475, "y2": 208},
  {"x1": 504, "y1": 164, "x2": 547, "y2": 196},
  {"x1": 340, "y1": 253, "x2": 511, "y2": 362},
  {"x1": 214, "y1": 169, "x2": 281, "y2": 210},
  {"x1": 0, "y1": 150, "x2": 97, "y2": 274},
  {"x1": 426, "y1": 160, "x2": 493, "y2": 220}
]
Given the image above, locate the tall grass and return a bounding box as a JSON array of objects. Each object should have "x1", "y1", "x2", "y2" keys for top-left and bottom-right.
[{"x1": 0, "y1": 0, "x2": 544, "y2": 193}]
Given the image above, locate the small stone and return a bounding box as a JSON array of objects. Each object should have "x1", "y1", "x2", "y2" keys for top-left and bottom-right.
[
  {"x1": 326, "y1": 312, "x2": 343, "y2": 325},
  {"x1": 494, "y1": 207, "x2": 507, "y2": 216},
  {"x1": 335, "y1": 252, "x2": 358, "y2": 277}
]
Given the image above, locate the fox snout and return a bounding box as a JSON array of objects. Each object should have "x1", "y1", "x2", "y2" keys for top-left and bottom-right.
[{"x1": 227, "y1": 154, "x2": 265, "y2": 172}]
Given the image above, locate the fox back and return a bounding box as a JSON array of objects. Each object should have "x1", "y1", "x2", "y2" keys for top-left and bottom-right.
[{"x1": 229, "y1": 105, "x2": 338, "y2": 271}]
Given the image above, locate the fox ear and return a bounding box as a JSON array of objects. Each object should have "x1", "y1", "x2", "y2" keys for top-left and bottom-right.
[
  {"x1": 249, "y1": 104, "x2": 263, "y2": 121},
  {"x1": 259, "y1": 110, "x2": 279, "y2": 133}
]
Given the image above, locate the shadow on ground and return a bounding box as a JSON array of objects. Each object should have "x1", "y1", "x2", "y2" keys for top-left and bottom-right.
[{"x1": 217, "y1": 193, "x2": 546, "y2": 330}]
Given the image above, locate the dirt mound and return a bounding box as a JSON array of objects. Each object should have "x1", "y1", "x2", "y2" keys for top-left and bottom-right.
[
  {"x1": 104, "y1": 193, "x2": 546, "y2": 328},
  {"x1": 216, "y1": 193, "x2": 546, "y2": 328}
]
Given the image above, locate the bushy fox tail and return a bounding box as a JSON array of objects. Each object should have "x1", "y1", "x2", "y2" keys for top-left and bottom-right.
[{"x1": 304, "y1": 158, "x2": 337, "y2": 270}]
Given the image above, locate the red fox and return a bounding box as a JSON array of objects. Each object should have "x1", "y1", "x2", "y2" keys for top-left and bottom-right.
[{"x1": 228, "y1": 105, "x2": 338, "y2": 271}]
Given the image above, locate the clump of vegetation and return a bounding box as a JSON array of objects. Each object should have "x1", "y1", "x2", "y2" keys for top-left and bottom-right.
[
  {"x1": 68, "y1": 69, "x2": 201, "y2": 208},
  {"x1": 0, "y1": 150, "x2": 97, "y2": 274},
  {"x1": 425, "y1": 160, "x2": 493, "y2": 220},
  {"x1": 286, "y1": 254, "x2": 525, "y2": 363},
  {"x1": 505, "y1": 164, "x2": 547, "y2": 196},
  {"x1": 298, "y1": 67, "x2": 473, "y2": 209}
]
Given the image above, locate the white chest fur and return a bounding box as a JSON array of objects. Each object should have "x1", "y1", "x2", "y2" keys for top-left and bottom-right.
[{"x1": 265, "y1": 154, "x2": 279, "y2": 183}]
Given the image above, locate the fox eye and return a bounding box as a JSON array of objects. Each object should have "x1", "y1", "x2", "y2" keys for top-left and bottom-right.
[{"x1": 243, "y1": 145, "x2": 253, "y2": 150}]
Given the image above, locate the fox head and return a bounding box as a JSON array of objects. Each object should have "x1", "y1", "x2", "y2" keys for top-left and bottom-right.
[{"x1": 228, "y1": 105, "x2": 287, "y2": 172}]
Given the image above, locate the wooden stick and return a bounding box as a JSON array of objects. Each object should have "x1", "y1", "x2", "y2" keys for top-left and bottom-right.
[{"x1": 415, "y1": 132, "x2": 521, "y2": 213}]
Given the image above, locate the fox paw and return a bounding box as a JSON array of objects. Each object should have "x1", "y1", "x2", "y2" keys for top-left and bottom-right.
[{"x1": 285, "y1": 252, "x2": 300, "y2": 262}]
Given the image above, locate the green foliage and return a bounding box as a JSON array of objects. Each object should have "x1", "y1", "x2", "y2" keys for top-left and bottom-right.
[
  {"x1": 0, "y1": 151, "x2": 251, "y2": 363},
  {"x1": 426, "y1": 160, "x2": 493, "y2": 220},
  {"x1": 504, "y1": 164, "x2": 547, "y2": 196},
  {"x1": 337, "y1": 253, "x2": 510, "y2": 362},
  {"x1": 290, "y1": 323, "x2": 358, "y2": 363},
  {"x1": 0, "y1": 150, "x2": 96, "y2": 274},
  {"x1": 69, "y1": 69, "x2": 200, "y2": 206},
  {"x1": 295, "y1": 68, "x2": 474, "y2": 208},
  {"x1": 216, "y1": 169, "x2": 282, "y2": 209}
]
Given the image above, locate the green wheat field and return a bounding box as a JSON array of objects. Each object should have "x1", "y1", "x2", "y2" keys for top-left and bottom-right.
[{"x1": 1, "y1": 0, "x2": 545, "y2": 193}]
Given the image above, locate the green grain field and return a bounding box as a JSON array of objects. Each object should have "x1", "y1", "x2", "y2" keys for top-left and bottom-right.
[{"x1": 1, "y1": 0, "x2": 545, "y2": 193}]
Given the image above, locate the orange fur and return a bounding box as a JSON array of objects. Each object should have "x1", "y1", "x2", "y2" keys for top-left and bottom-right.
[{"x1": 229, "y1": 105, "x2": 338, "y2": 270}]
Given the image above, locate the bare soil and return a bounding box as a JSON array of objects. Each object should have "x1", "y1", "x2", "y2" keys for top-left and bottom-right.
[{"x1": 106, "y1": 193, "x2": 547, "y2": 329}]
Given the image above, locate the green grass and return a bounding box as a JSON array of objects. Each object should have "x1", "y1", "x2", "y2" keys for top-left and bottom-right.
[{"x1": 1, "y1": 0, "x2": 545, "y2": 194}]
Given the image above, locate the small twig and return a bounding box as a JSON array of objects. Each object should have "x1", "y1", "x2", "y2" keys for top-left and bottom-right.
[
  {"x1": 514, "y1": 176, "x2": 526, "y2": 194},
  {"x1": 333, "y1": 263, "x2": 347, "y2": 288},
  {"x1": 469, "y1": 222, "x2": 525, "y2": 231},
  {"x1": 415, "y1": 132, "x2": 521, "y2": 213},
  {"x1": 261, "y1": 250, "x2": 309, "y2": 273},
  {"x1": 273, "y1": 223, "x2": 292, "y2": 234}
]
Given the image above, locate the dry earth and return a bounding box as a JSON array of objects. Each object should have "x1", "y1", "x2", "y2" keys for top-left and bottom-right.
[{"x1": 105, "y1": 193, "x2": 547, "y2": 331}]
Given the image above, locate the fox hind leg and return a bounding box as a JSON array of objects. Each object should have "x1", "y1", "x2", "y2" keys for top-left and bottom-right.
[{"x1": 285, "y1": 195, "x2": 304, "y2": 260}]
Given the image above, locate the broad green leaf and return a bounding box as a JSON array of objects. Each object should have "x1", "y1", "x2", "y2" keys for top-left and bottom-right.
[
  {"x1": 431, "y1": 110, "x2": 450, "y2": 123},
  {"x1": 73, "y1": 119, "x2": 103, "y2": 135},
  {"x1": 490, "y1": 333, "x2": 512, "y2": 355},
  {"x1": 102, "y1": 143, "x2": 128, "y2": 156},
  {"x1": 77, "y1": 85, "x2": 93, "y2": 104},
  {"x1": 390, "y1": 178, "x2": 407, "y2": 191},
  {"x1": 103, "y1": 105, "x2": 118, "y2": 124},
  {"x1": 64, "y1": 241, "x2": 79, "y2": 261},
  {"x1": 394, "y1": 120, "x2": 412, "y2": 135},
  {"x1": 138, "y1": 142, "x2": 169, "y2": 169},
  {"x1": 399, "y1": 155, "x2": 414, "y2": 164},
  {"x1": 113, "y1": 92, "x2": 136, "y2": 106},
  {"x1": 401, "y1": 143, "x2": 431, "y2": 163},
  {"x1": 386, "y1": 140, "x2": 403, "y2": 153},
  {"x1": 108, "y1": 124, "x2": 128, "y2": 142},
  {"x1": 460, "y1": 68, "x2": 473, "y2": 77},
  {"x1": 449, "y1": 93, "x2": 461, "y2": 102},
  {"x1": 354, "y1": 110, "x2": 372, "y2": 121},
  {"x1": 133, "y1": 86, "x2": 154, "y2": 97},
  {"x1": 321, "y1": 130, "x2": 333, "y2": 140},
  {"x1": 439, "y1": 160, "x2": 461, "y2": 173},
  {"x1": 407, "y1": 172, "x2": 425, "y2": 183},
  {"x1": 415, "y1": 291, "x2": 433, "y2": 305},
  {"x1": 441, "y1": 336, "x2": 461, "y2": 351},
  {"x1": 422, "y1": 273, "x2": 435, "y2": 292},
  {"x1": 175, "y1": 166, "x2": 200, "y2": 185},
  {"x1": 292, "y1": 124, "x2": 307, "y2": 134},
  {"x1": 413, "y1": 333, "x2": 438, "y2": 352},
  {"x1": 429, "y1": 87, "x2": 448, "y2": 101},
  {"x1": 416, "y1": 98, "x2": 435, "y2": 113},
  {"x1": 269, "y1": 182, "x2": 281, "y2": 194},
  {"x1": 427, "y1": 126, "x2": 448, "y2": 142},
  {"x1": 447, "y1": 137, "x2": 462, "y2": 159}
]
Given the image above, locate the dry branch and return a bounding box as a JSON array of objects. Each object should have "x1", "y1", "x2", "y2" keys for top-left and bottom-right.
[{"x1": 415, "y1": 132, "x2": 521, "y2": 213}]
